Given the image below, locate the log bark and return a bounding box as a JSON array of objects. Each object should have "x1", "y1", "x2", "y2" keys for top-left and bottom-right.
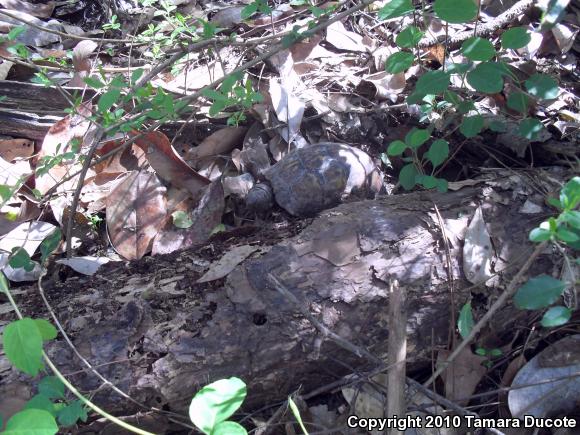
[
  {"x1": 0, "y1": 176, "x2": 554, "y2": 427},
  {"x1": 0, "y1": 80, "x2": 96, "y2": 139}
]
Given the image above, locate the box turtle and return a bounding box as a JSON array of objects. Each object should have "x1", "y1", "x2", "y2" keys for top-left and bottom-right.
[{"x1": 246, "y1": 142, "x2": 383, "y2": 217}]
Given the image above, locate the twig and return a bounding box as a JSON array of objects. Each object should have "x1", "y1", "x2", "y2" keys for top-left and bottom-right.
[{"x1": 386, "y1": 279, "x2": 406, "y2": 435}]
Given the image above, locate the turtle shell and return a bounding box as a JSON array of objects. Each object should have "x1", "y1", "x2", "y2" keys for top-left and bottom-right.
[{"x1": 263, "y1": 142, "x2": 383, "y2": 216}]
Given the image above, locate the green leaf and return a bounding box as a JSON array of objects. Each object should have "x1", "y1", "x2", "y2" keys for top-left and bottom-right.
[
  {"x1": 458, "y1": 302, "x2": 474, "y2": 339},
  {"x1": 460, "y1": 115, "x2": 484, "y2": 138},
  {"x1": 436, "y1": 178, "x2": 448, "y2": 193},
  {"x1": 507, "y1": 92, "x2": 529, "y2": 113},
  {"x1": 460, "y1": 37, "x2": 496, "y2": 61},
  {"x1": 34, "y1": 319, "x2": 57, "y2": 341},
  {"x1": 443, "y1": 90, "x2": 462, "y2": 106},
  {"x1": 57, "y1": 400, "x2": 88, "y2": 427},
  {"x1": 172, "y1": 211, "x2": 193, "y2": 229},
  {"x1": 83, "y1": 76, "x2": 105, "y2": 89},
  {"x1": 189, "y1": 377, "x2": 247, "y2": 434},
  {"x1": 489, "y1": 348, "x2": 502, "y2": 357},
  {"x1": 395, "y1": 26, "x2": 424, "y2": 48},
  {"x1": 25, "y1": 394, "x2": 56, "y2": 416},
  {"x1": 560, "y1": 210, "x2": 580, "y2": 229},
  {"x1": 540, "y1": 0, "x2": 570, "y2": 31},
  {"x1": 434, "y1": 0, "x2": 478, "y2": 23},
  {"x1": 541, "y1": 306, "x2": 571, "y2": 327},
  {"x1": 417, "y1": 175, "x2": 438, "y2": 189},
  {"x1": 0, "y1": 271, "x2": 9, "y2": 293},
  {"x1": 556, "y1": 227, "x2": 579, "y2": 243},
  {"x1": 525, "y1": 73, "x2": 559, "y2": 100},
  {"x1": 288, "y1": 397, "x2": 309, "y2": 435},
  {"x1": 241, "y1": 2, "x2": 259, "y2": 19},
  {"x1": 387, "y1": 140, "x2": 407, "y2": 156},
  {"x1": 2, "y1": 318, "x2": 44, "y2": 376},
  {"x1": 446, "y1": 63, "x2": 472, "y2": 75},
  {"x1": 98, "y1": 88, "x2": 121, "y2": 113},
  {"x1": 212, "y1": 421, "x2": 247, "y2": 435},
  {"x1": 7, "y1": 26, "x2": 26, "y2": 40},
  {"x1": 426, "y1": 139, "x2": 449, "y2": 167},
  {"x1": 405, "y1": 128, "x2": 431, "y2": 149},
  {"x1": 399, "y1": 164, "x2": 418, "y2": 190},
  {"x1": 4, "y1": 409, "x2": 58, "y2": 435},
  {"x1": 501, "y1": 27, "x2": 531, "y2": 49},
  {"x1": 489, "y1": 120, "x2": 507, "y2": 132},
  {"x1": 385, "y1": 51, "x2": 414, "y2": 73},
  {"x1": 378, "y1": 0, "x2": 414, "y2": 20},
  {"x1": 475, "y1": 347, "x2": 487, "y2": 356},
  {"x1": 131, "y1": 68, "x2": 144, "y2": 83},
  {"x1": 560, "y1": 177, "x2": 580, "y2": 211},
  {"x1": 466, "y1": 62, "x2": 504, "y2": 93},
  {"x1": 39, "y1": 376, "x2": 65, "y2": 400},
  {"x1": 40, "y1": 229, "x2": 61, "y2": 264},
  {"x1": 529, "y1": 227, "x2": 552, "y2": 242},
  {"x1": 514, "y1": 275, "x2": 566, "y2": 310},
  {"x1": 0, "y1": 184, "x2": 12, "y2": 201},
  {"x1": 415, "y1": 71, "x2": 450, "y2": 95},
  {"x1": 457, "y1": 101, "x2": 475, "y2": 114},
  {"x1": 9, "y1": 247, "x2": 35, "y2": 272},
  {"x1": 518, "y1": 118, "x2": 544, "y2": 140}
]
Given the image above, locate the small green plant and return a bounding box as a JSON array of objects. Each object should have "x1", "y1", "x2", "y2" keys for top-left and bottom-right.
[
  {"x1": 189, "y1": 377, "x2": 248, "y2": 435},
  {"x1": 386, "y1": 128, "x2": 449, "y2": 192},
  {"x1": 102, "y1": 15, "x2": 121, "y2": 31},
  {"x1": 242, "y1": 0, "x2": 272, "y2": 19}
]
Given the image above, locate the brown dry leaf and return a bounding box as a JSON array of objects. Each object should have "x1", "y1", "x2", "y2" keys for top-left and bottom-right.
[
  {"x1": 69, "y1": 40, "x2": 98, "y2": 87},
  {"x1": 0, "y1": 156, "x2": 31, "y2": 186},
  {"x1": 0, "y1": 197, "x2": 40, "y2": 237},
  {"x1": 197, "y1": 245, "x2": 260, "y2": 283},
  {"x1": 438, "y1": 348, "x2": 487, "y2": 406},
  {"x1": 0, "y1": 138, "x2": 34, "y2": 161},
  {"x1": 290, "y1": 33, "x2": 324, "y2": 61},
  {"x1": 325, "y1": 20, "x2": 366, "y2": 52},
  {"x1": 0, "y1": 0, "x2": 55, "y2": 18},
  {"x1": 357, "y1": 71, "x2": 406, "y2": 102},
  {"x1": 184, "y1": 126, "x2": 247, "y2": 167},
  {"x1": 132, "y1": 131, "x2": 210, "y2": 199},
  {"x1": 210, "y1": 6, "x2": 245, "y2": 28},
  {"x1": 94, "y1": 139, "x2": 147, "y2": 175},
  {"x1": 35, "y1": 104, "x2": 93, "y2": 195},
  {"x1": 152, "y1": 181, "x2": 224, "y2": 255},
  {"x1": 81, "y1": 172, "x2": 129, "y2": 213},
  {"x1": 427, "y1": 44, "x2": 446, "y2": 64},
  {"x1": 157, "y1": 61, "x2": 225, "y2": 94},
  {"x1": 106, "y1": 171, "x2": 167, "y2": 260}
]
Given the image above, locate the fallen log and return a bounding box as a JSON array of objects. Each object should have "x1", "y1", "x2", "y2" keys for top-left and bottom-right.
[
  {"x1": 0, "y1": 80, "x2": 96, "y2": 140},
  {"x1": 0, "y1": 174, "x2": 555, "y2": 429}
]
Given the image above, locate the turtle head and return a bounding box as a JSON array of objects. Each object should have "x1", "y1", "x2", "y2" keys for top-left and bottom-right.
[{"x1": 246, "y1": 182, "x2": 274, "y2": 213}]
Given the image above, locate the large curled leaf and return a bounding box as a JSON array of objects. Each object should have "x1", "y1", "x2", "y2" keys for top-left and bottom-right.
[
  {"x1": 189, "y1": 377, "x2": 247, "y2": 434},
  {"x1": 514, "y1": 275, "x2": 566, "y2": 310}
]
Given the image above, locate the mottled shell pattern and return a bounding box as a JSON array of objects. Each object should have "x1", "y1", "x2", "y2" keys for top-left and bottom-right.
[{"x1": 263, "y1": 142, "x2": 383, "y2": 216}]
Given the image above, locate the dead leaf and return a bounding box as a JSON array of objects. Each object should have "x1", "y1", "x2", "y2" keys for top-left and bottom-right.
[
  {"x1": 325, "y1": 21, "x2": 366, "y2": 52},
  {"x1": 0, "y1": 156, "x2": 31, "y2": 186},
  {"x1": 35, "y1": 104, "x2": 93, "y2": 195},
  {"x1": 0, "y1": 10, "x2": 61, "y2": 46},
  {"x1": 0, "y1": 138, "x2": 34, "y2": 162},
  {"x1": 197, "y1": 245, "x2": 260, "y2": 283},
  {"x1": 56, "y1": 256, "x2": 110, "y2": 275},
  {"x1": 223, "y1": 173, "x2": 254, "y2": 198},
  {"x1": 438, "y1": 348, "x2": 487, "y2": 405},
  {"x1": 357, "y1": 72, "x2": 406, "y2": 102},
  {"x1": 152, "y1": 181, "x2": 224, "y2": 255},
  {"x1": 184, "y1": 127, "x2": 247, "y2": 167},
  {"x1": 269, "y1": 77, "x2": 305, "y2": 143},
  {"x1": 509, "y1": 335, "x2": 580, "y2": 418},
  {"x1": 210, "y1": 6, "x2": 245, "y2": 28},
  {"x1": 106, "y1": 171, "x2": 167, "y2": 260},
  {"x1": 462, "y1": 206, "x2": 493, "y2": 285},
  {"x1": 0, "y1": 0, "x2": 55, "y2": 17},
  {"x1": 132, "y1": 131, "x2": 210, "y2": 199},
  {"x1": 69, "y1": 40, "x2": 98, "y2": 87}
]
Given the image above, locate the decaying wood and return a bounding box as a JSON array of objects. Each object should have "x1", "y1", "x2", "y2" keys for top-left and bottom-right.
[
  {"x1": 0, "y1": 176, "x2": 555, "y2": 428},
  {"x1": 0, "y1": 80, "x2": 95, "y2": 139}
]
